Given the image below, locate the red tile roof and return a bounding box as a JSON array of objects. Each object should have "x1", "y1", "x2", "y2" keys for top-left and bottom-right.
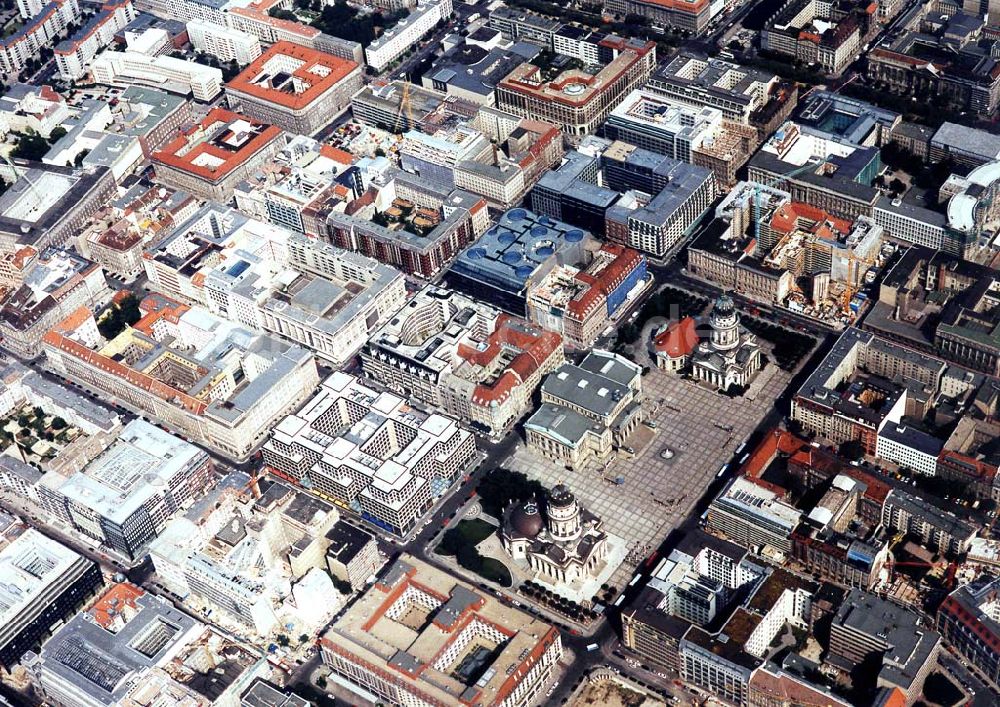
[
  {"x1": 569, "y1": 244, "x2": 643, "y2": 319},
  {"x1": 226, "y1": 41, "x2": 359, "y2": 110},
  {"x1": 89, "y1": 582, "x2": 145, "y2": 629},
  {"x1": 748, "y1": 666, "x2": 852, "y2": 706},
  {"x1": 459, "y1": 315, "x2": 563, "y2": 406},
  {"x1": 653, "y1": 317, "x2": 698, "y2": 358},
  {"x1": 769, "y1": 202, "x2": 853, "y2": 237},
  {"x1": 152, "y1": 107, "x2": 282, "y2": 183}
]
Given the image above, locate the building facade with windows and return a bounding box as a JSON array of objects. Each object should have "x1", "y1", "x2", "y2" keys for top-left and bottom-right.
[
  {"x1": 361, "y1": 285, "x2": 564, "y2": 437},
  {"x1": 262, "y1": 372, "x2": 476, "y2": 536},
  {"x1": 495, "y1": 37, "x2": 657, "y2": 142},
  {"x1": 225, "y1": 41, "x2": 362, "y2": 135},
  {"x1": 320, "y1": 555, "x2": 562, "y2": 707},
  {"x1": 0, "y1": 530, "x2": 103, "y2": 669}
]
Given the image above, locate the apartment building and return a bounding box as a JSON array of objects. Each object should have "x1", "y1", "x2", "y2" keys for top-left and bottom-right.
[
  {"x1": 187, "y1": 19, "x2": 261, "y2": 66},
  {"x1": 365, "y1": 0, "x2": 453, "y2": 72},
  {"x1": 54, "y1": 0, "x2": 136, "y2": 80},
  {"x1": 148, "y1": 493, "x2": 307, "y2": 635},
  {"x1": 881, "y1": 488, "x2": 976, "y2": 554},
  {"x1": 790, "y1": 328, "x2": 973, "y2": 453},
  {"x1": 0, "y1": 83, "x2": 69, "y2": 138},
  {"x1": 868, "y1": 13, "x2": 1000, "y2": 117},
  {"x1": 77, "y1": 189, "x2": 188, "y2": 281},
  {"x1": 761, "y1": 0, "x2": 862, "y2": 76},
  {"x1": 489, "y1": 6, "x2": 561, "y2": 48},
  {"x1": 677, "y1": 568, "x2": 817, "y2": 705},
  {"x1": 453, "y1": 118, "x2": 564, "y2": 210},
  {"x1": 263, "y1": 372, "x2": 476, "y2": 536},
  {"x1": 225, "y1": 41, "x2": 362, "y2": 135},
  {"x1": 875, "y1": 424, "x2": 943, "y2": 477},
  {"x1": 92, "y1": 50, "x2": 224, "y2": 101},
  {"x1": 325, "y1": 173, "x2": 489, "y2": 278},
  {"x1": 526, "y1": 243, "x2": 647, "y2": 348},
  {"x1": 937, "y1": 578, "x2": 1000, "y2": 690},
  {"x1": 0, "y1": 0, "x2": 81, "y2": 76},
  {"x1": 233, "y1": 134, "x2": 354, "y2": 236},
  {"x1": 0, "y1": 247, "x2": 112, "y2": 359},
  {"x1": 143, "y1": 202, "x2": 289, "y2": 304},
  {"x1": 362, "y1": 285, "x2": 564, "y2": 436}
]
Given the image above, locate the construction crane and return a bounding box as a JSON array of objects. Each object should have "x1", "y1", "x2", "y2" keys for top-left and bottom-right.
[
  {"x1": 393, "y1": 80, "x2": 416, "y2": 135},
  {"x1": 841, "y1": 250, "x2": 878, "y2": 315},
  {"x1": 752, "y1": 158, "x2": 828, "y2": 243}
]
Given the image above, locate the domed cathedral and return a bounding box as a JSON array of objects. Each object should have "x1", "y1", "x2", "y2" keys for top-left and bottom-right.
[
  {"x1": 690, "y1": 294, "x2": 763, "y2": 391},
  {"x1": 500, "y1": 484, "x2": 609, "y2": 586}
]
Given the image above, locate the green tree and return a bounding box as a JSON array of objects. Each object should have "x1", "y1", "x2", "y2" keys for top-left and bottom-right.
[
  {"x1": 298, "y1": 633, "x2": 310, "y2": 643},
  {"x1": 12, "y1": 132, "x2": 51, "y2": 161},
  {"x1": 98, "y1": 293, "x2": 143, "y2": 339},
  {"x1": 276, "y1": 634, "x2": 290, "y2": 647},
  {"x1": 456, "y1": 543, "x2": 482, "y2": 573},
  {"x1": 51, "y1": 417, "x2": 67, "y2": 430},
  {"x1": 476, "y1": 468, "x2": 545, "y2": 518},
  {"x1": 73, "y1": 149, "x2": 89, "y2": 167}
]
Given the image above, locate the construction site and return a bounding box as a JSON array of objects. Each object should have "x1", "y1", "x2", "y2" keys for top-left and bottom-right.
[{"x1": 687, "y1": 179, "x2": 891, "y2": 328}]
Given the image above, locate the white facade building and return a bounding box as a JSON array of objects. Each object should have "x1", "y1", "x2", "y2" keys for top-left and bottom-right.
[
  {"x1": 0, "y1": 83, "x2": 70, "y2": 138},
  {"x1": 876, "y1": 424, "x2": 944, "y2": 477},
  {"x1": 365, "y1": 0, "x2": 452, "y2": 71},
  {"x1": 91, "y1": 50, "x2": 223, "y2": 101},
  {"x1": 0, "y1": 0, "x2": 80, "y2": 75},
  {"x1": 187, "y1": 19, "x2": 262, "y2": 66},
  {"x1": 54, "y1": 0, "x2": 136, "y2": 81},
  {"x1": 202, "y1": 232, "x2": 406, "y2": 366},
  {"x1": 261, "y1": 372, "x2": 477, "y2": 537}
]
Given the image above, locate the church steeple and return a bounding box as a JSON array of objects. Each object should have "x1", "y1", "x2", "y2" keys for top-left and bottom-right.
[{"x1": 708, "y1": 294, "x2": 740, "y2": 352}]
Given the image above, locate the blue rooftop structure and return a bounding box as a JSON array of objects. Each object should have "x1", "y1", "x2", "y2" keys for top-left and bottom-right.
[{"x1": 446, "y1": 208, "x2": 594, "y2": 315}]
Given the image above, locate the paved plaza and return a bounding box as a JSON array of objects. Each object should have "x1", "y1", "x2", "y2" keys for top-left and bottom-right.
[{"x1": 510, "y1": 362, "x2": 791, "y2": 589}]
